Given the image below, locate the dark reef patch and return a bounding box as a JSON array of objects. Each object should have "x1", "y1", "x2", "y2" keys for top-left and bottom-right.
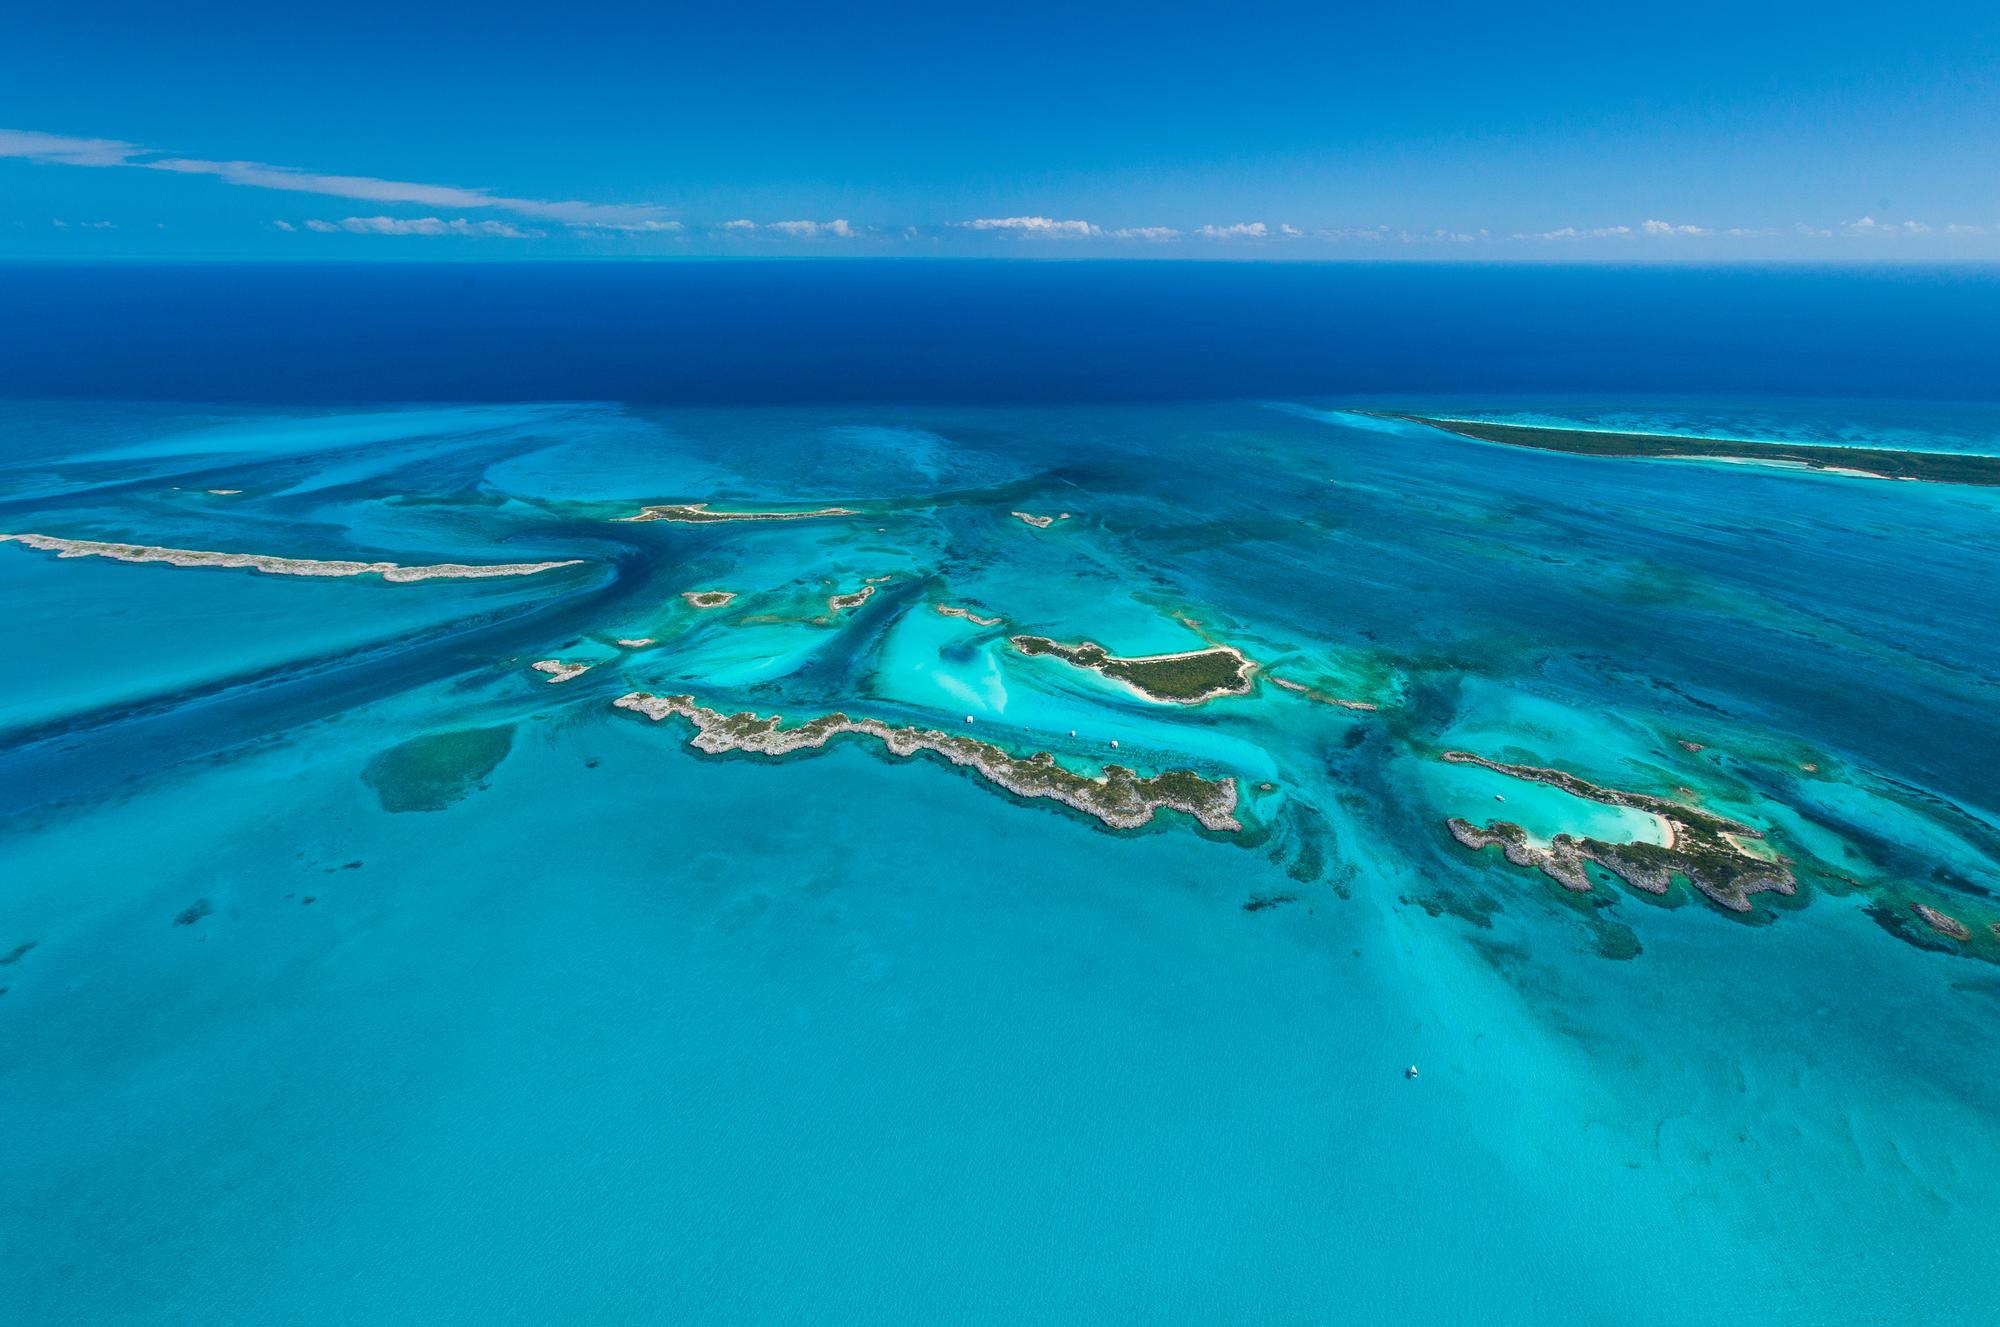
[
  {"x1": 363, "y1": 724, "x2": 517, "y2": 813},
  {"x1": 1592, "y1": 921, "x2": 1643, "y2": 961},
  {"x1": 0, "y1": 940, "x2": 37, "y2": 966},
  {"x1": 174, "y1": 899, "x2": 213, "y2": 926},
  {"x1": 1405, "y1": 889, "x2": 1498, "y2": 929}
]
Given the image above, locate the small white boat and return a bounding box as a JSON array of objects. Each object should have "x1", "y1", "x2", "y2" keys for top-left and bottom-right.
[{"x1": 1405, "y1": 1065, "x2": 1419, "y2": 1080}]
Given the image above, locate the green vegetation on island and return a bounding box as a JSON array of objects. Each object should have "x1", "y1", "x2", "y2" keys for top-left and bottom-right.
[
  {"x1": 1010, "y1": 635, "x2": 1256, "y2": 704},
  {"x1": 1379, "y1": 414, "x2": 2000, "y2": 486}
]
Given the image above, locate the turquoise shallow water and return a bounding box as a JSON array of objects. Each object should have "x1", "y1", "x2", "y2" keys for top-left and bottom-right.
[{"x1": 2, "y1": 397, "x2": 1997, "y2": 1325}]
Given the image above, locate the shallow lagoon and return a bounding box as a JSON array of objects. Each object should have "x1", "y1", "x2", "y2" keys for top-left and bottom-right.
[{"x1": 2, "y1": 394, "x2": 1997, "y2": 1325}]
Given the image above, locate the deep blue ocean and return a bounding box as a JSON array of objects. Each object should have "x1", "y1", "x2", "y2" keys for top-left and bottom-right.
[
  {"x1": 3, "y1": 261, "x2": 1996, "y2": 403},
  {"x1": 2, "y1": 263, "x2": 1997, "y2": 1325}
]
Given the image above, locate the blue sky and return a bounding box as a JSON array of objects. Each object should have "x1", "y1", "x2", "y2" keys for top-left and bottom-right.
[{"x1": 3, "y1": 0, "x2": 1996, "y2": 259}]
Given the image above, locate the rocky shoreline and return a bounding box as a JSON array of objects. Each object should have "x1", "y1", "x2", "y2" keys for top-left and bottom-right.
[
  {"x1": 1440, "y1": 751, "x2": 1795, "y2": 913},
  {"x1": 531, "y1": 659, "x2": 592, "y2": 683},
  {"x1": 935, "y1": 603, "x2": 1004, "y2": 627},
  {"x1": 614, "y1": 692, "x2": 1241, "y2": 832},
  {"x1": 824, "y1": 584, "x2": 876, "y2": 614},
  {"x1": 1267, "y1": 674, "x2": 1378, "y2": 711},
  {"x1": 1913, "y1": 903, "x2": 1972, "y2": 941},
  {"x1": 0, "y1": 532, "x2": 583, "y2": 582}
]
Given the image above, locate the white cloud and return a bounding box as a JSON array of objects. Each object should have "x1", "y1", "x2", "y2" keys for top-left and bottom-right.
[
  {"x1": 1197, "y1": 222, "x2": 1268, "y2": 239},
  {"x1": 722, "y1": 219, "x2": 757, "y2": 230},
  {"x1": 0, "y1": 129, "x2": 140, "y2": 166},
  {"x1": 300, "y1": 215, "x2": 543, "y2": 238},
  {"x1": 1845, "y1": 216, "x2": 1931, "y2": 236},
  {"x1": 272, "y1": 219, "x2": 297, "y2": 232},
  {"x1": 1641, "y1": 219, "x2": 1710, "y2": 236},
  {"x1": 587, "y1": 219, "x2": 683, "y2": 233},
  {"x1": 764, "y1": 219, "x2": 855, "y2": 237},
  {"x1": 1515, "y1": 225, "x2": 1631, "y2": 240},
  {"x1": 957, "y1": 216, "x2": 1098, "y2": 236},
  {"x1": 1106, "y1": 226, "x2": 1180, "y2": 241},
  {"x1": 1, "y1": 125, "x2": 676, "y2": 230},
  {"x1": 1278, "y1": 224, "x2": 1303, "y2": 237}
]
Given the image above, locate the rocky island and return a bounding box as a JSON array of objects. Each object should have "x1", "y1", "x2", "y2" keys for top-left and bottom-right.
[
  {"x1": 614, "y1": 692, "x2": 1241, "y2": 832},
  {"x1": 936, "y1": 603, "x2": 1004, "y2": 627},
  {"x1": 681, "y1": 590, "x2": 737, "y2": 608},
  {"x1": 1010, "y1": 511, "x2": 1071, "y2": 528},
  {"x1": 1268, "y1": 674, "x2": 1379, "y2": 711},
  {"x1": 1913, "y1": 903, "x2": 1972, "y2": 941},
  {"x1": 531, "y1": 659, "x2": 592, "y2": 683},
  {"x1": 1377, "y1": 414, "x2": 2000, "y2": 486},
  {"x1": 1440, "y1": 750, "x2": 1796, "y2": 913},
  {"x1": 1010, "y1": 635, "x2": 1257, "y2": 704},
  {"x1": 0, "y1": 532, "x2": 583, "y2": 581},
  {"x1": 620, "y1": 503, "x2": 859, "y2": 523}
]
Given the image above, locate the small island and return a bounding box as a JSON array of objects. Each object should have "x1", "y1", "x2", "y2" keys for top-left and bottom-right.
[
  {"x1": 1440, "y1": 751, "x2": 1794, "y2": 913},
  {"x1": 1267, "y1": 674, "x2": 1378, "y2": 711},
  {"x1": 531, "y1": 659, "x2": 592, "y2": 683},
  {"x1": 615, "y1": 692, "x2": 1241, "y2": 832},
  {"x1": 681, "y1": 590, "x2": 738, "y2": 609},
  {"x1": 0, "y1": 532, "x2": 583, "y2": 581},
  {"x1": 1010, "y1": 510, "x2": 1071, "y2": 529},
  {"x1": 1913, "y1": 903, "x2": 1972, "y2": 941},
  {"x1": 1011, "y1": 635, "x2": 1257, "y2": 704},
  {"x1": 825, "y1": 584, "x2": 876, "y2": 614},
  {"x1": 620, "y1": 503, "x2": 859, "y2": 523},
  {"x1": 1376, "y1": 414, "x2": 2000, "y2": 487},
  {"x1": 936, "y1": 603, "x2": 1004, "y2": 627}
]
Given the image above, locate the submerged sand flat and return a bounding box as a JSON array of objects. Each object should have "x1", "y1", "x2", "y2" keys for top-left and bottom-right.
[{"x1": 0, "y1": 533, "x2": 584, "y2": 582}]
